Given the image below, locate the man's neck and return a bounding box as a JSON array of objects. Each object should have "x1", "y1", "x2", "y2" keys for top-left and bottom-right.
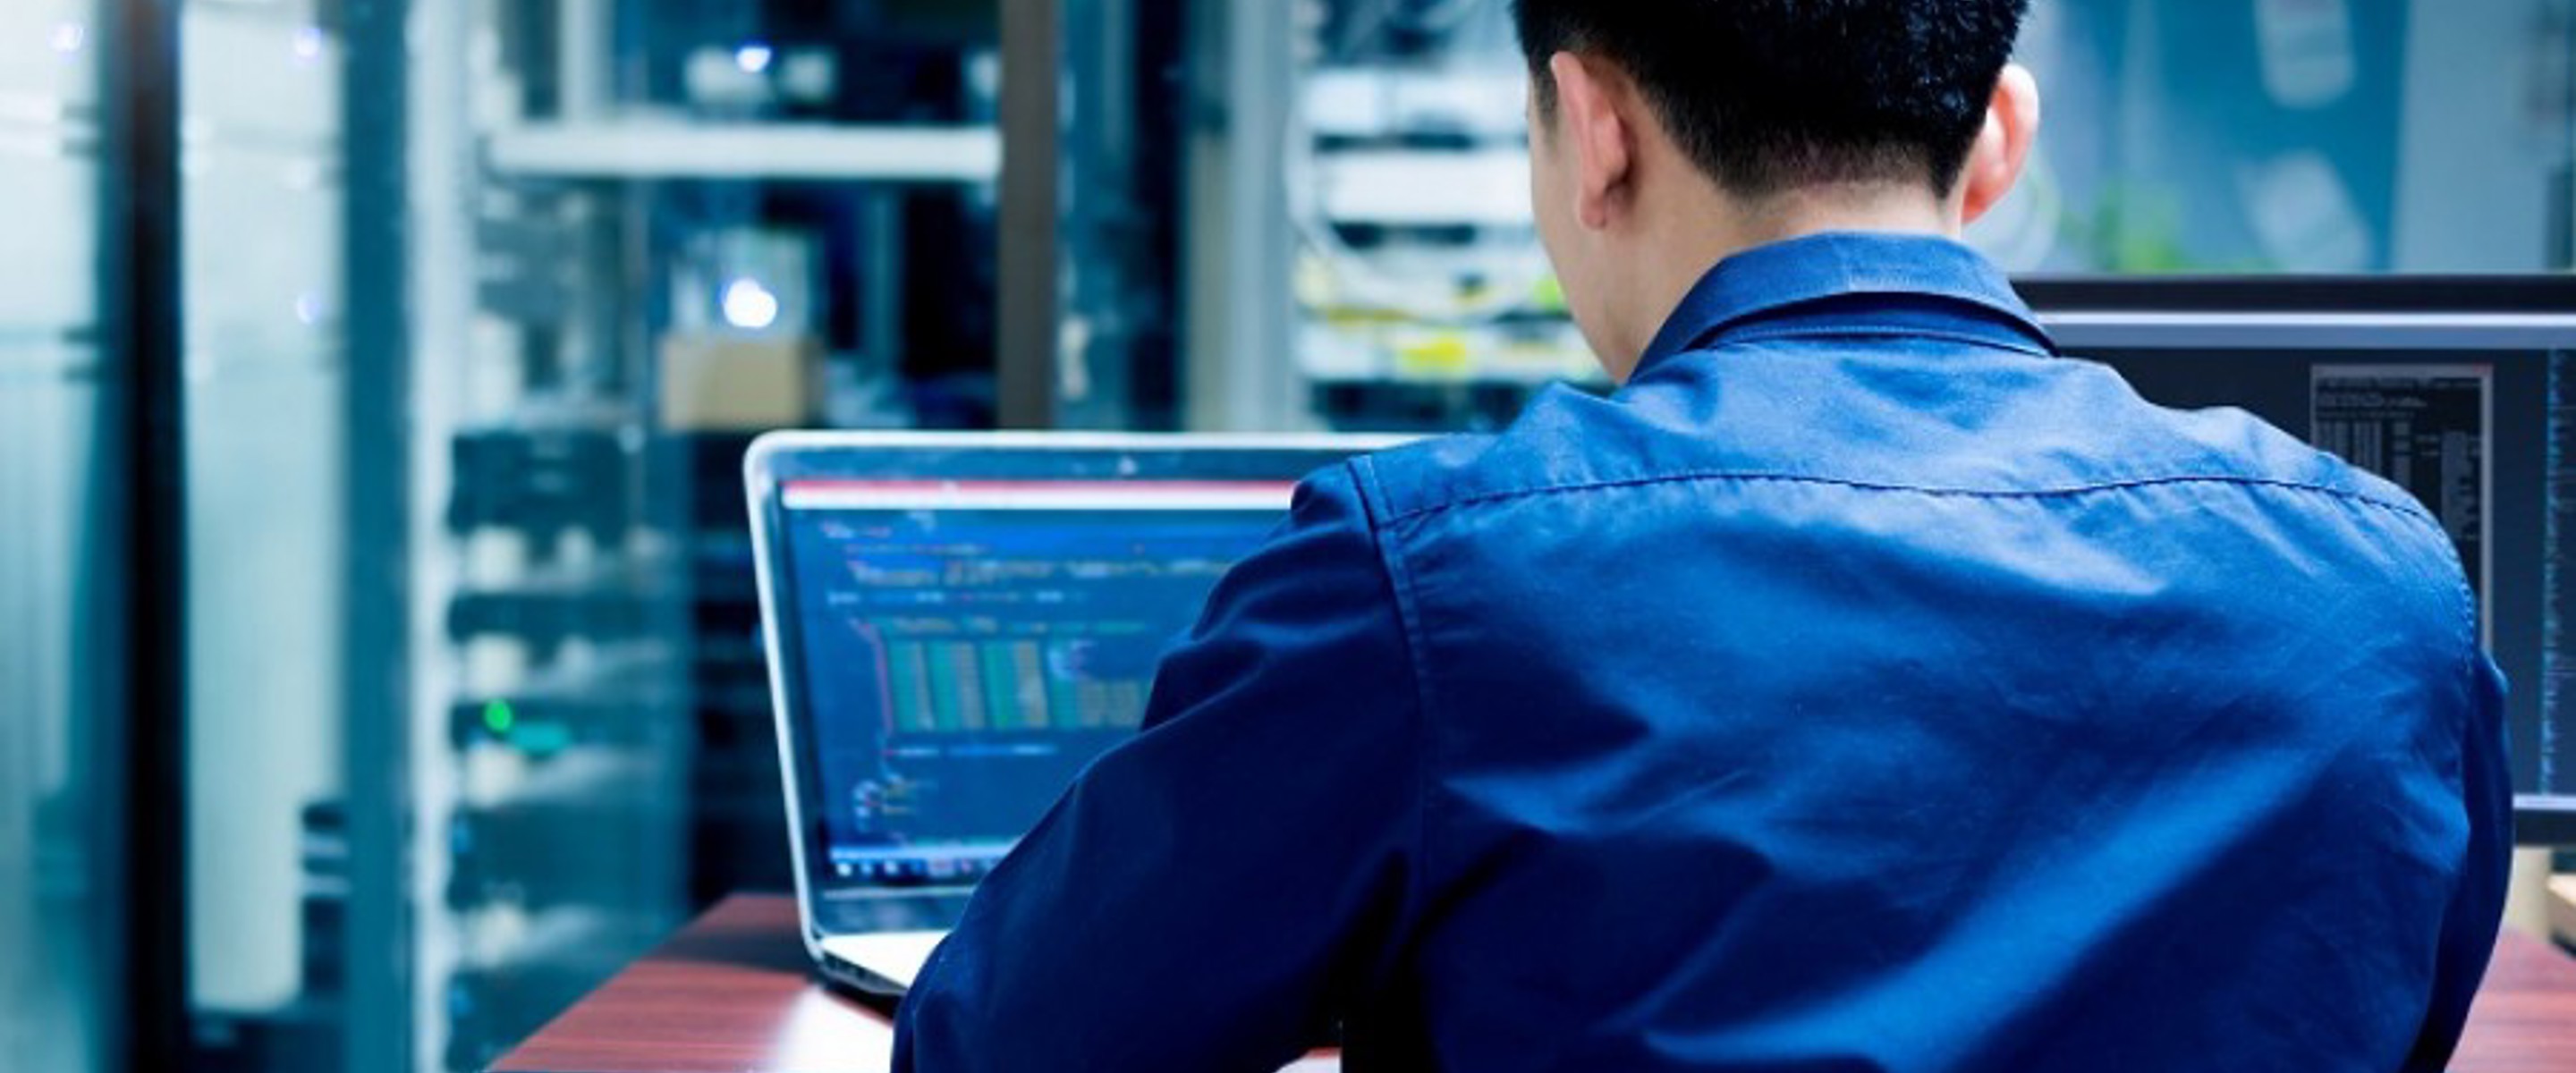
[{"x1": 1611, "y1": 184, "x2": 1957, "y2": 380}]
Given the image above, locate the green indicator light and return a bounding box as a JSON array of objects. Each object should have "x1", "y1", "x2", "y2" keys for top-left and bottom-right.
[{"x1": 483, "y1": 699, "x2": 516, "y2": 735}]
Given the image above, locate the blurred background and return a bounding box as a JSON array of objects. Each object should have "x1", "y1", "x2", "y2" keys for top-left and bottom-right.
[{"x1": 4, "y1": 0, "x2": 2575, "y2": 1070}]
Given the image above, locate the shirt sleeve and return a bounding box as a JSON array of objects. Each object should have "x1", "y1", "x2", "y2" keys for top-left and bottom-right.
[
  {"x1": 892, "y1": 462, "x2": 1424, "y2": 1073},
  {"x1": 2403, "y1": 654, "x2": 2514, "y2": 1072}
]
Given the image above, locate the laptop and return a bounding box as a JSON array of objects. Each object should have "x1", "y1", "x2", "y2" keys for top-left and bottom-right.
[{"x1": 746, "y1": 432, "x2": 1402, "y2": 996}]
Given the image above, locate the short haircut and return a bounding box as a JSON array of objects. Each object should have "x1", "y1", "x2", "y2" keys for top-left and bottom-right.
[{"x1": 1514, "y1": 0, "x2": 2031, "y2": 198}]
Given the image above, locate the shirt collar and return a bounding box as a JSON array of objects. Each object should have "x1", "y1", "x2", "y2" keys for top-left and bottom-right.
[{"x1": 1635, "y1": 232, "x2": 2056, "y2": 374}]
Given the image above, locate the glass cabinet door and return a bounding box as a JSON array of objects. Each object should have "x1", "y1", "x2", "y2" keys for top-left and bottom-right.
[
  {"x1": 0, "y1": 1, "x2": 116, "y2": 1071},
  {"x1": 178, "y1": 1, "x2": 350, "y2": 1062}
]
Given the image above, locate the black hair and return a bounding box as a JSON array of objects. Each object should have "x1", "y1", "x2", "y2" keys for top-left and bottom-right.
[{"x1": 1514, "y1": 0, "x2": 2031, "y2": 198}]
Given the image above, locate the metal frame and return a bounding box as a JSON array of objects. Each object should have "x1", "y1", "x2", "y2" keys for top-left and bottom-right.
[
  {"x1": 101, "y1": 0, "x2": 189, "y2": 1068},
  {"x1": 996, "y1": 0, "x2": 1062, "y2": 429},
  {"x1": 2042, "y1": 312, "x2": 2576, "y2": 354},
  {"x1": 342, "y1": 0, "x2": 414, "y2": 1069},
  {"x1": 2022, "y1": 275, "x2": 2576, "y2": 315},
  {"x1": 2026, "y1": 275, "x2": 2576, "y2": 352},
  {"x1": 2518, "y1": 798, "x2": 2576, "y2": 847},
  {"x1": 1199, "y1": 0, "x2": 1306, "y2": 433}
]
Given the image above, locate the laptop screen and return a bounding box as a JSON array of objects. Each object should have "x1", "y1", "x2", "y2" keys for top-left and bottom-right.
[{"x1": 775, "y1": 477, "x2": 1292, "y2": 889}]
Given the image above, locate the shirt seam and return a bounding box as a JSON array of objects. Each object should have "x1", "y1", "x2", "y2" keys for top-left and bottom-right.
[
  {"x1": 2420, "y1": 522, "x2": 2484, "y2": 855},
  {"x1": 1383, "y1": 471, "x2": 2437, "y2": 530},
  {"x1": 1347, "y1": 457, "x2": 1438, "y2": 963},
  {"x1": 2440, "y1": 537, "x2": 2483, "y2": 761},
  {"x1": 1713, "y1": 323, "x2": 2057, "y2": 359}
]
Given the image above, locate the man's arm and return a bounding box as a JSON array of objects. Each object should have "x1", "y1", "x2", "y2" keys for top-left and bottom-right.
[
  {"x1": 2404, "y1": 654, "x2": 2513, "y2": 1071},
  {"x1": 894, "y1": 464, "x2": 1423, "y2": 1072}
]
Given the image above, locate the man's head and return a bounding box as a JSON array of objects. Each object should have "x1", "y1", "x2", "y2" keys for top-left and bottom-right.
[{"x1": 1517, "y1": 0, "x2": 2039, "y2": 377}]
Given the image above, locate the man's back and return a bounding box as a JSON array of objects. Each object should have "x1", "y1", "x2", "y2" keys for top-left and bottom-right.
[
  {"x1": 894, "y1": 235, "x2": 2512, "y2": 1072},
  {"x1": 1344, "y1": 235, "x2": 2508, "y2": 1069}
]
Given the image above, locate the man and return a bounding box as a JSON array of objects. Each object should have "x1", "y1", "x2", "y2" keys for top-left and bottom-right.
[{"x1": 896, "y1": 2, "x2": 2512, "y2": 1069}]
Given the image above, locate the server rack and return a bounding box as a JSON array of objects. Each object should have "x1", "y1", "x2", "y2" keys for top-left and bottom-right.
[{"x1": 393, "y1": 3, "x2": 1006, "y2": 1068}]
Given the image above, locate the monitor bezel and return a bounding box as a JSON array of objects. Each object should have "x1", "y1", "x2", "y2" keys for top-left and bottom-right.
[{"x1": 2020, "y1": 275, "x2": 2576, "y2": 316}]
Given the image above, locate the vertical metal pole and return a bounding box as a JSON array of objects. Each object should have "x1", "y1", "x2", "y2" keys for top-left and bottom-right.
[
  {"x1": 556, "y1": 0, "x2": 612, "y2": 122},
  {"x1": 998, "y1": 0, "x2": 1063, "y2": 430},
  {"x1": 862, "y1": 190, "x2": 906, "y2": 376},
  {"x1": 343, "y1": 1, "x2": 415, "y2": 1069},
  {"x1": 101, "y1": 0, "x2": 189, "y2": 1068},
  {"x1": 2562, "y1": 12, "x2": 2576, "y2": 273},
  {"x1": 1215, "y1": 0, "x2": 1303, "y2": 432}
]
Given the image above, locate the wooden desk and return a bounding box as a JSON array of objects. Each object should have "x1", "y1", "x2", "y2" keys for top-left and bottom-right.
[
  {"x1": 490, "y1": 896, "x2": 1335, "y2": 1073},
  {"x1": 494, "y1": 894, "x2": 2576, "y2": 1072}
]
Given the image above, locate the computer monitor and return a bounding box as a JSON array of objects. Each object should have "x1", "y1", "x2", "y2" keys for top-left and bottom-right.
[
  {"x1": 2032, "y1": 281, "x2": 2576, "y2": 841},
  {"x1": 747, "y1": 434, "x2": 1401, "y2": 934}
]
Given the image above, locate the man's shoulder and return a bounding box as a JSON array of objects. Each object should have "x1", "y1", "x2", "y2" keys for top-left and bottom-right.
[
  {"x1": 2044, "y1": 356, "x2": 2449, "y2": 536},
  {"x1": 1346, "y1": 359, "x2": 2447, "y2": 553},
  {"x1": 1347, "y1": 384, "x2": 1676, "y2": 527},
  {"x1": 1343, "y1": 431, "x2": 1504, "y2": 527}
]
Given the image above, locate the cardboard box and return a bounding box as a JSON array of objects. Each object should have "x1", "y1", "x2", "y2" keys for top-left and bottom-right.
[{"x1": 659, "y1": 333, "x2": 819, "y2": 431}]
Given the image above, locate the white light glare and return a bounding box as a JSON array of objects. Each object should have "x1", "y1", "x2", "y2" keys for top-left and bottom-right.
[
  {"x1": 293, "y1": 27, "x2": 325, "y2": 61},
  {"x1": 734, "y1": 43, "x2": 775, "y2": 75},
  {"x1": 49, "y1": 23, "x2": 86, "y2": 55},
  {"x1": 721, "y1": 277, "x2": 782, "y2": 331}
]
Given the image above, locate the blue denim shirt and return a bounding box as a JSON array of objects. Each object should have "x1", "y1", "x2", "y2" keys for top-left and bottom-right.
[{"x1": 894, "y1": 233, "x2": 2512, "y2": 1072}]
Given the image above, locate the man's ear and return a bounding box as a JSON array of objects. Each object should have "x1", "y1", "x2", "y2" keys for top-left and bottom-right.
[
  {"x1": 1961, "y1": 63, "x2": 2040, "y2": 226},
  {"x1": 1546, "y1": 52, "x2": 1634, "y2": 232}
]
